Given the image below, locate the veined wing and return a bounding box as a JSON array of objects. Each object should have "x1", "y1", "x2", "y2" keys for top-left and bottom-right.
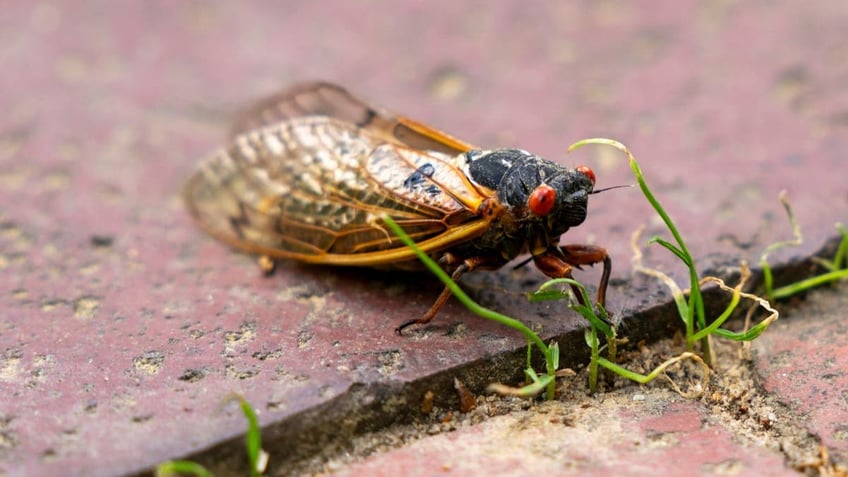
[{"x1": 185, "y1": 116, "x2": 496, "y2": 266}]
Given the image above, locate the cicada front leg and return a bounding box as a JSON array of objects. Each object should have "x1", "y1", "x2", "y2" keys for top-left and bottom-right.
[{"x1": 533, "y1": 244, "x2": 611, "y2": 310}]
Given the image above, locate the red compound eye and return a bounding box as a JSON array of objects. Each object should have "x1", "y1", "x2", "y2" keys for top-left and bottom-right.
[
  {"x1": 576, "y1": 165, "x2": 596, "y2": 185},
  {"x1": 528, "y1": 184, "x2": 556, "y2": 216}
]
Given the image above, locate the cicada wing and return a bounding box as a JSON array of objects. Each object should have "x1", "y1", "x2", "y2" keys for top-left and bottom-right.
[
  {"x1": 229, "y1": 82, "x2": 384, "y2": 137},
  {"x1": 230, "y1": 82, "x2": 478, "y2": 157},
  {"x1": 186, "y1": 116, "x2": 495, "y2": 267}
]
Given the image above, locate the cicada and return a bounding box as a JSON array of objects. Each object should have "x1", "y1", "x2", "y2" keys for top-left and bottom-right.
[{"x1": 185, "y1": 82, "x2": 611, "y2": 333}]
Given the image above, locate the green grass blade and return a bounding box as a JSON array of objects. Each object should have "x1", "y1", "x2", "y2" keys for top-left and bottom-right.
[
  {"x1": 224, "y1": 394, "x2": 264, "y2": 477},
  {"x1": 155, "y1": 461, "x2": 214, "y2": 477},
  {"x1": 549, "y1": 341, "x2": 560, "y2": 370},
  {"x1": 770, "y1": 269, "x2": 848, "y2": 299},
  {"x1": 691, "y1": 285, "x2": 741, "y2": 342},
  {"x1": 527, "y1": 288, "x2": 571, "y2": 302},
  {"x1": 648, "y1": 237, "x2": 690, "y2": 266},
  {"x1": 570, "y1": 138, "x2": 711, "y2": 361},
  {"x1": 710, "y1": 323, "x2": 769, "y2": 341}
]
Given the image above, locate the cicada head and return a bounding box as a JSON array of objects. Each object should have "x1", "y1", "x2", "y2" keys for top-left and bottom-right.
[
  {"x1": 531, "y1": 163, "x2": 595, "y2": 236},
  {"x1": 466, "y1": 149, "x2": 596, "y2": 239}
]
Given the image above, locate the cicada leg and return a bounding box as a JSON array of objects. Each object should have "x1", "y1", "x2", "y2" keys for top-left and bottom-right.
[
  {"x1": 257, "y1": 255, "x2": 276, "y2": 275},
  {"x1": 533, "y1": 244, "x2": 611, "y2": 309},
  {"x1": 395, "y1": 254, "x2": 496, "y2": 335}
]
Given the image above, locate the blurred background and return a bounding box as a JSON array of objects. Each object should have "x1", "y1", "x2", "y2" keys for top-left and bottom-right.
[{"x1": 2, "y1": 1, "x2": 847, "y2": 474}]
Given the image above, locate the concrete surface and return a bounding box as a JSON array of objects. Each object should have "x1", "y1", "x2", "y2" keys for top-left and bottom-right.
[{"x1": 0, "y1": 1, "x2": 846, "y2": 476}]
